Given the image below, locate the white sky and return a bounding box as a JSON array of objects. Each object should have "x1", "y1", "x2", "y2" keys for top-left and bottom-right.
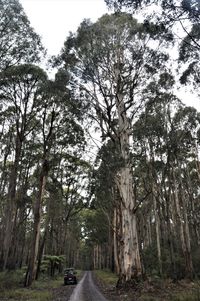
[
  {"x1": 19, "y1": 0, "x2": 199, "y2": 111},
  {"x1": 19, "y1": 0, "x2": 108, "y2": 56}
]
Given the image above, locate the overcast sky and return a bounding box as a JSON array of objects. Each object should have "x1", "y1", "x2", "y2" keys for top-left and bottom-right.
[
  {"x1": 19, "y1": 0, "x2": 108, "y2": 56},
  {"x1": 19, "y1": 0, "x2": 199, "y2": 111}
]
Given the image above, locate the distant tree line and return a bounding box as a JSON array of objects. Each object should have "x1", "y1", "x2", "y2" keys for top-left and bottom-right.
[{"x1": 0, "y1": 0, "x2": 89, "y2": 287}]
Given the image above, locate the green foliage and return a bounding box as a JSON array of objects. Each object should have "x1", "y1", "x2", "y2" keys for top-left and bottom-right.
[
  {"x1": 0, "y1": 289, "x2": 51, "y2": 301},
  {"x1": 0, "y1": 0, "x2": 45, "y2": 70},
  {"x1": 105, "y1": 0, "x2": 200, "y2": 22},
  {"x1": 0, "y1": 272, "x2": 65, "y2": 300},
  {"x1": 95, "y1": 270, "x2": 200, "y2": 301},
  {"x1": 179, "y1": 23, "x2": 200, "y2": 89},
  {"x1": 192, "y1": 247, "x2": 200, "y2": 278},
  {"x1": 61, "y1": 12, "x2": 172, "y2": 107},
  {"x1": 105, "y1": 0, "x2": 151, "y2": 10},
  {"x1": 41, "y1": 255, "x2": 65, "y2": 277},
  {"x1": 94, "y1": 269, "x2": 118, "y2": 285},
  {"x1": 140, "y1": 297, "x2": 160, "y2": 301},
  {"x1": 171, "y1": 291, "x2": 200, "y2": 301},
  {"x1": 81, "y1": 209, "x2": 109, "y2": 244},
  {"x1": 0, "y1": 270, "x2": 24, "y2": 291},
  {"x1": 31, "y1": 277, "x2": 64, "y2": 289},
  {"x1": 43, "y1": 255, "x2": 65, "y2": 264},
  {"x1": 143, "y1": 245, "x2": 160, "y2": 276}
]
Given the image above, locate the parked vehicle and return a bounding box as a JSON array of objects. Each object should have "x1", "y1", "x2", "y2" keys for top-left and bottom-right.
[{"x1": 64, "y1": 268, "x2": 77, "y2": 285}]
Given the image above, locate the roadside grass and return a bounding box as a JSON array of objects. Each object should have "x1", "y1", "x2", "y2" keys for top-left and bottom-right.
[
  {"x1": 137, "y1": 279, "x2": 200, "y2": 301},
  {"x1": 0, "y1": 270, "x2": 53, "y2": 301},
  {"x1": 94, "y1": 270, "x2": 200, "y2": 301},
  {"x1": 94, "y1": 269, "x2": 118, "y2": 286},
  {"x1": 0, "y1": 269, "x2": 25, "y2": 290},
  {"x1": 31, "y1": 276, "x2": 64, "y2": 289},
  {"x1": 170, "y1": 282, "x2": 200, "y2": 301},
  {"x1": 0, "y1": 270, "x2": 68, "y2": 301},
  {"x1": 140, "y1": 293, "x2": 200, "y2": 301},
  {"x1": 0, "y1": 288, "x2": 51, "y2": 301},
  {"x1": 139, "y1": 292, "x2": 200, "y2": 301}
]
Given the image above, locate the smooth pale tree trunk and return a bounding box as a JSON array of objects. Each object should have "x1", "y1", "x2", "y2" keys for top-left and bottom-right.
[
  {"x1": 98, "y1": 245, "x2": 102, "y2": 269},
  {"x1": 176, "y1": 163, "x2": 193, "y2": 279},
  {"x1": 149, "y1": 149, "x2": 162, "y2": 277},
  {"x1": 115, "y1": 88, "x2": 142, "y2": 284},
  {"x1": 93, "y1": 246, "x2": 97, "y2": 269},
  {"x1": 24, "y1": 160, "x2": 48, "y2": 287},
  {"x1": 108, "y1": 227, "x2": 112, "y2": 270},
  {"x1": 9, "y1": 167, "x2": 31, "y2": 269},
  {"x1": 173, "y1": 169, "x2": 188, "y2": 269},
  {"x1": 113, "y1": 207, "x2": 120, "y2": 274},
  {"x1": 185, "y1": 161, "x2": 200, "y2": 246},
  {"x1": 35, "y1": 187, "x2": 52, "y2": 279},
  {"x1": 152, "y1": 188, "x2": 162, "y2": 277},
  {"x1": 116, "y1": 169, "x2": 142, "y2": 283},
  {"x1": 96, "y1": 245, "x2": 100, "y2": 269},
  {"x1": 98, "y1": 245, "x2": 100, "y2": 269},
  {"x1": 147, "y1": 217, "x2": 152, "y2": 247},
  {"x1": 194, "y1": 144, "x2": 200, "y2": 183},
  {"x1": 2, "y1": 136, "x2": 22, "y2": 270},
  {"x1": 164, "y1": 181, "x2": 177, "y2": 279},
  {"x1": 0, "y1": 141, "x2": 11, "y2": 195},
  {"x1": 172, "y1": 162, "x2": 193, "y2": 279}
]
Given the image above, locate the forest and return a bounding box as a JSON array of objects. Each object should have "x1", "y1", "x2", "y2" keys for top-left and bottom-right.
[{"x1": 0, "y1": 0, "x2": 200, "y2": 300}]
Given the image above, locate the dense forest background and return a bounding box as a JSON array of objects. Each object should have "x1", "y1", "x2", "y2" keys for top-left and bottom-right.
[{"x1": 0, "y1": 0, "x2": 200, "y2": 289}]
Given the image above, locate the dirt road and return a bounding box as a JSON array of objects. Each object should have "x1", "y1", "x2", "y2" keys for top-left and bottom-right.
[{"x1": 69, "y1": 271, "x2": 108, "y2": 301}]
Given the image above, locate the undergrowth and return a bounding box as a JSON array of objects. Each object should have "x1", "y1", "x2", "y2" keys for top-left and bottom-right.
[
  {"x1": 95, "y1": 269, "x2": 200, "y2": 301},
  {"x1": 0, "y1": 270, "x2": 63, "y2": 301},
  {"x1": 94, "y1": 269, "x2": 118, "y2": 286}
]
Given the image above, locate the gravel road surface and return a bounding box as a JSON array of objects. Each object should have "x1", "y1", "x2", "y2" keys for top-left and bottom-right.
[{"x1": 69, "y1": 271, "x2": 108, "y2": 301}]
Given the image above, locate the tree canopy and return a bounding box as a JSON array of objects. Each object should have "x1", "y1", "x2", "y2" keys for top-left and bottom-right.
[{"x1": 0, "y1": 0, "x2": 45, "y2": 71}]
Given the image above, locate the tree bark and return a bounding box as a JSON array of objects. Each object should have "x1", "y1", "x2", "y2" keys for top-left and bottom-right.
[
  {"x1": 114, "y1": 71, "x2": 142, "y2": 284},
  {"x1": 113, "y1": 207, "x2": 120, "y2": 274},
  {"x1": 2, "y1": 136, "x2": 22, "y2": 270},
  {"x1": 24, "y1": 160, "x2": 48, "y2": 287},
  {"x1": 149, "y1": 147, "x2": 162, "y2": 277},
  {"x1": 176, "y1": 163, "x2": 193, "y2": 279}
]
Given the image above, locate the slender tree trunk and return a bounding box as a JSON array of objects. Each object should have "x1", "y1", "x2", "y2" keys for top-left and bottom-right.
[
  {"x1": 147, "y1": 217, "x2": 152, "y2": 247},
  {"x1": 185, "y1": 162, "x2": 200, "y2": 246},
  {"x1": 2, "y1": 136, "x2": 22, "y2": 270},
  {"x1": 164, "y1": 182, "x2": 177, "y2": 280},
  {"x1": 24, "y1": 160, "x2": 48, "y2": 287},
  {"x1": 149, "y1": 148, "x2": 162, "y2": 277},
  {"x1": 93, "y1": 246, "x2": 96, "y2": 269},
  {"x1": 9, "y1": 166, "x2": 31, "y2": 269},
  {"x1": 173, "y1": 168, "x2": 188, "y2": 272},
  {"x1": 36, "y1": 231, "x2": 46, "y2": 280},
  {"x1": 0, "y1": 141, "x2": 11, "y2": 195},
  {"x1": 177, "y1": 163, "x2": 193, "y2": 279},
  {"x1": 153, "y1": 191, "x2": 162, "y2": 276},
  {"x1": 113, "y1": 207, "x2": 120, "y2": 274}
]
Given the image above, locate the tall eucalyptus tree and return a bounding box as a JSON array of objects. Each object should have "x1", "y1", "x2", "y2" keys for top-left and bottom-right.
[
  {"x1": 105, "y1": 0, "x2": 200, "y2": 24},
  {"x1": 24, "y1": 70, "x2": 86, "y2": 286},
  {"x1": 0, "y1": 0, "x2": 44, "y2": 71},
  {"x1": 0, "y1": 64, "x2": 47, "y2": 270},
  {"x1": 60, "y1": 12, "x2": 173, "y2": 284}
]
